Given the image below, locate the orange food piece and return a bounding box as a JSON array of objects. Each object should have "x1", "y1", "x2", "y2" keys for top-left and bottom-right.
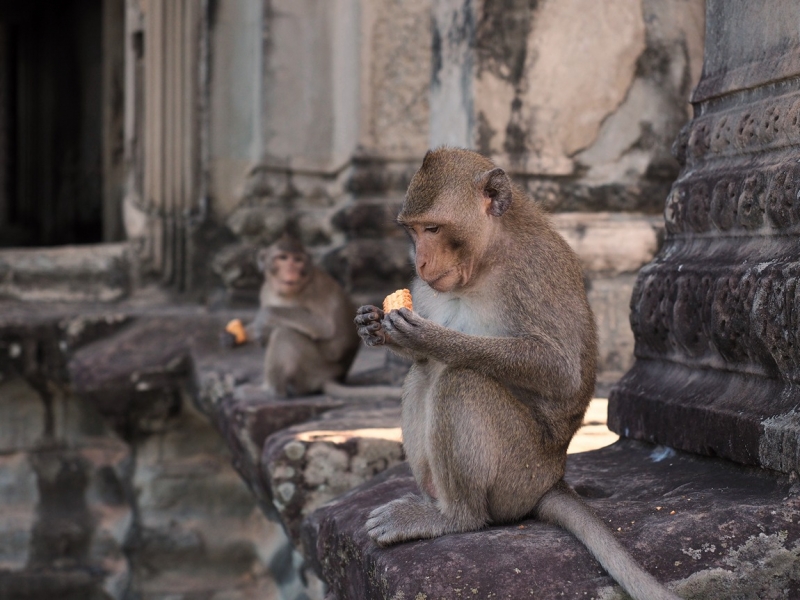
[
  {"x1": 225, "y1": 319, "x2": 247, "y2": 344},
  {"x1": 383, "y1": 289, "x2": 413, "y2": 313}
]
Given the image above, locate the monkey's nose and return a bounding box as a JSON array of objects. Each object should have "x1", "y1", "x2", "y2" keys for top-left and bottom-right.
[{"x1": 416, "y1": 259, "x2": 428, "y2": 279}]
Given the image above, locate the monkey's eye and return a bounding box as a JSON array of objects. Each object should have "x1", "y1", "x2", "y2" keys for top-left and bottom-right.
[{"x1": 425, "y1": 225, "x2": 440, "y2": 234}]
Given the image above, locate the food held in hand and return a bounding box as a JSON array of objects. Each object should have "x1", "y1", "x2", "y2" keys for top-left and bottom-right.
[{"x1": 383, "y1": 289, "x2": 413, "y2": 313}]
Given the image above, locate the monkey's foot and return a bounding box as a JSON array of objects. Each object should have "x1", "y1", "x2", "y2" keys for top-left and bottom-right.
[{"x1": 366, "y1": 493, "x2": 466, "y2": 546}]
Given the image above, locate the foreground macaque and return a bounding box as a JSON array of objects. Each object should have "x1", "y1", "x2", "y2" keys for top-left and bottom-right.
[
  {"x1": 225, "y1": 233, "x2": 359, "y2": 397},
  {"x1": 354, "y1": 148, "x2": 679, "y2": 600}
]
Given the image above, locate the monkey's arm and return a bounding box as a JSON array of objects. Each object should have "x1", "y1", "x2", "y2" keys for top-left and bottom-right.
[
  {"x1": 383, "y1": 308, "x2": 581, "y2": 399},
  {"x1": 244, "y1": 307, "x2": 274, "y2": 345},
  {"x1": 255, "y1": 306, "x2": 336, "y2": 341}
]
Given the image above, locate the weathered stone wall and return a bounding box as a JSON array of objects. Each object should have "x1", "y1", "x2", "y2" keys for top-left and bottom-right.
[
  {"x1": 430, "y1": 0, "x2": 704, "y2": 211},
  {"x1": 206, "y1": 0, "x2": 704, "y2": 383}
]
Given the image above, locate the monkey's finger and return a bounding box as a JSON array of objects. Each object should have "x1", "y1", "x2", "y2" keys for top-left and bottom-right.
[
  {"x1": 382, "y1": 316, "x2": 397, "y2": 335},
  {"x1": 364, "y1": 334, "x2": 386, "y2": 347},
  {"x1": 354, "y1": 307, "x2": 384, "y2": 325},
  {"x1": 395, "y1": 307, "x2": 420, "y2": 325},
  {"x1": 356, "y1": 321, "x2": 383, "y2": 334},
  {"x1": 356, "y1": 305, "x2": 383, "y2": 318},
  {"x1": 386, "y1": 309, "x2": 418, "y2": 334},
  {"x1": 357, "y1": 327, "x2": 386, "y2": 346},
  {"x1": 354, "y1": 313, "x2": 379, "y2": 326}
]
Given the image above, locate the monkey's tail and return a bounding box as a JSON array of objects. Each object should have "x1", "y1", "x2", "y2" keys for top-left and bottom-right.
[
  {"x1": 535, "y1": 481, "x2": 681, "y2": 600},
  {"x1": 322, "y1": 380, "x2": 403, "y2": 400}
]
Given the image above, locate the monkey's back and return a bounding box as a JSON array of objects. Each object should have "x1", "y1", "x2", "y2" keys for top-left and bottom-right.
[{"x1": 490, "y1": 194, "x2": 598, "y2": 444}]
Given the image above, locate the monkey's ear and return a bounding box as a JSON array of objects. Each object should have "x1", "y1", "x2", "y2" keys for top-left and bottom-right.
[{"x1": 479, "y1": 167, "x2": 513, "y2": 217}]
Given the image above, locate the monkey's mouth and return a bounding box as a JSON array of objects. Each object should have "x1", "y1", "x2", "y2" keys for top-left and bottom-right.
[
  {"x1": 276, "y1": 278, "x2": 304, "y2": 294},
  {"x1": 425, "y1": 270, "x2": 459, "y2": 292}
]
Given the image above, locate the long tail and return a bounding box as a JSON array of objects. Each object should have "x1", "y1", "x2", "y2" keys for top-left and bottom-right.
[{"x1": 535, "y1": 481, "x2": 680, "y2": 600}]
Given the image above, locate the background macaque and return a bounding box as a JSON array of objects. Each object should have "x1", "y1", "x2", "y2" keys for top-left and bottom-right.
[
  {"x1": 355, "y1": 148, "x2": 679, "y2": 600},
  {"x1": 225, "y1": 233, "x2": 359, "y2": 397}
]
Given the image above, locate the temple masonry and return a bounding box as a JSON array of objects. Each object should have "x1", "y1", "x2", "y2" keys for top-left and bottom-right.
[{"x1": 3, "y1": 1, "x2": 800, "y2": 599}]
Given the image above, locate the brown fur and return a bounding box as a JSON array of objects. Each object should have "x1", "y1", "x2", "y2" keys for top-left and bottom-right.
[
  {"x1": 354, "y1": 148, "x2": 679, "y2": 600},
  {"x1": 245, "y1": 237, "x2": 359, "y2": 397}
]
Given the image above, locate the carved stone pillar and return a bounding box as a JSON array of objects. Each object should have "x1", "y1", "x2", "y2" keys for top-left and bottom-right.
[
  {"x1": 125, "y1": 0, "x2": 207, "y2": 290},
  {"x1": 609, "y1": 0, "x2": 800, "y2": 474}
]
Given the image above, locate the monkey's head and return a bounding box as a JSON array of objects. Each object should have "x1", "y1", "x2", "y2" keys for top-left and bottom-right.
[
  {"x1": 398, "y1": 148, "x2": 513, "y2": 293},
  {"x1": 258, "y1": 233, "x2": 311, "y2": 297}
]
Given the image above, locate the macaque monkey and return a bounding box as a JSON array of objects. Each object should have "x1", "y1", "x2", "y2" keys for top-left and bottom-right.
[
  {"x1": 354, "y1": 148, "x2": 679, "y2": 600},
  {"x1": 224, "y1": 233, "x2": 359, "y2": 397}
]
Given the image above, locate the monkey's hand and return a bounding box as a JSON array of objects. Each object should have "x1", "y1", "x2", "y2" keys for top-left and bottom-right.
[
  {"x1": 354, "y1": 305, "x2": 387, "y2": 346},
  {"x1": 220, "y1": 330, "x2": 238, "y2": 349},
  {"x1": 382, "y1": 307, "x2": 439, "y2": 352}
]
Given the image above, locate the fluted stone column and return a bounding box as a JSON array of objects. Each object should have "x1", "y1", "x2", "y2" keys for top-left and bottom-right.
[{"x1": 609, "y1": 0, "x2": 800, "y2": 474}]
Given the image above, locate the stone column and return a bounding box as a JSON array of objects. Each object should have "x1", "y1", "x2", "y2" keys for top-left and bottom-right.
[
  {"x1": 609, "y1": 0, "x2": 800, "y2": 474},
  {"x1": 123, "y1": 0, "x2": 207, "y2": 291}
]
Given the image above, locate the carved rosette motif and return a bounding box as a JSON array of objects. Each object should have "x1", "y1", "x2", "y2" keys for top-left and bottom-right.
[{"x1": 611, "y1": 81, "x2": 800, "y2": 473}]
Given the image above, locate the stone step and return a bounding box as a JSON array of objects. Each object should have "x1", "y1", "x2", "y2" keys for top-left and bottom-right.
[{"x1": 0, "y1": 243, "x2": 130, "y2": 303}]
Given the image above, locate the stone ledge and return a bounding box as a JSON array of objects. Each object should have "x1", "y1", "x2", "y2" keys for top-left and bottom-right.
[
  {"x1": 0, "y1": 244, "x2": 131, "y2": 303},
  {"x1": 301, "y1": 440, "x2": 800, "y2": 600},
  {"x1": 206, "y1": 392, "x2": 351, "y2": 519}
]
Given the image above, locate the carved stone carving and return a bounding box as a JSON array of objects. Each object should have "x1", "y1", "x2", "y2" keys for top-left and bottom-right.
[{"x1": 609, "y1": 1, "x2": 800, "y2": 474}]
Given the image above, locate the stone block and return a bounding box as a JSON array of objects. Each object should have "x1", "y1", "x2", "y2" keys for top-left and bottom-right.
[
  {"x1": 322, "y1": 239, "x2": 413, "y2": 298},
  {"x1": 330, "y1": 198, "x2": 406, "y2": 241},
  {"x1": 262, "y1": 402, "x2": 403, "y2": 544},
  {"x1": 358, "y1": 0, "x2": 431, "y2": 158},
  {"x1": 0, "y1": 378, "x2": 46, "y2": 453},
  {"x1": 302, "y1": 440, "x2": 800, "y2": 600},
  {"x1": 211, "y1": 243, "x2": 264, "y2": 292},
  {"x1": 0, "y1": 453, "x2": 38, "y2": 571},
  {"x1": 0, "y1": 244, "x2": 130, "y2": 303},
  {"x1": 69, "y1": 315, "x2": 229, "y2": 433},
  {"x1": 210, "y1": 391, "x2": 349, "y2": 519},
  {"x1": 552, "y1": 212, "x2": 662, "y2": 276},
  {"x1": 129, "y1": 391, "x2": 287, "y2": 600}
]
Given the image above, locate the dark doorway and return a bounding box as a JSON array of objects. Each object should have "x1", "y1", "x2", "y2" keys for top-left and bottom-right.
[{"x1": 0, "y1": 0, "x2": 122, "y2": 247}]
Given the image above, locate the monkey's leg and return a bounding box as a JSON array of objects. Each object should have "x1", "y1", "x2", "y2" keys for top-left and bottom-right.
[
  {"x1": 368, "y1": 368, "x2": 560, "y2": 546},
  {"x1": 263, "y1": 327, "x2": 340, "y2": 396},
  {"x1": 429, "y1": 368, "x2": 562, "y2": 525}
]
